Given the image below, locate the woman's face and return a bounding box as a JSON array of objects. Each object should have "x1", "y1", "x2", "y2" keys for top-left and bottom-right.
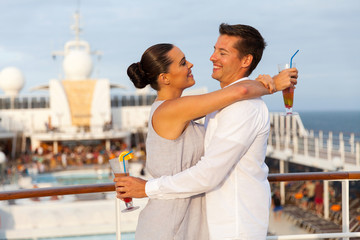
[{"x1": 165, "y1": 46, "x2": 195, "y2": 90}]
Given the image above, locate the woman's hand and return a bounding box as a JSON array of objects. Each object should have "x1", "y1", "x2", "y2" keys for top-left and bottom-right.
[
  {"x1": 255, "y1": 74, "x2": 276, "y2": 93},
  {"x1": 273, "y1": 68, "x2": 298, "y2": 91},
  {"x1": 114, "y1": 176, "x2": 148, "y2": 199}
]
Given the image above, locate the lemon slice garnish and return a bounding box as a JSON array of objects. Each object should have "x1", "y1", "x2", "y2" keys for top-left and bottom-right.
[{"x1": 118, "y1": 151, "x2": 134, "y2": 162}]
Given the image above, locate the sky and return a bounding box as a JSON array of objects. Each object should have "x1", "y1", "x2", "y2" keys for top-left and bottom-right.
[{"x1": 0, "y1": 0, "x2": 359, "y2": 112}]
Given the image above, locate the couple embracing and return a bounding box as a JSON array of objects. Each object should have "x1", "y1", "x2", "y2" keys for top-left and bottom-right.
[{"x1": 115, "y1": 23, "x2": 298, "y2": 240}]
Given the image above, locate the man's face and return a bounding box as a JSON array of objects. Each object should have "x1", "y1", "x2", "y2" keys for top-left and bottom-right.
[{"x1": 210, "y1": 34, "x2": 245, "y2": 88}]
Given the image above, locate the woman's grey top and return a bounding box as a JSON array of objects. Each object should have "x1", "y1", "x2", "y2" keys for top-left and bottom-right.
[{"x1": 135, "y1": 100, "x2": 209, "y2": 240}]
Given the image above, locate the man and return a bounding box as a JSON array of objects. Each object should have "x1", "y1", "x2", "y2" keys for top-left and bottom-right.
[{"x1": 116, "y1": 23, "x2": 298, "y2": 239}]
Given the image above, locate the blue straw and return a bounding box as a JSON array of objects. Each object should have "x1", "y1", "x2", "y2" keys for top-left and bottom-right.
[
  {"x1": 122, "y1": 150, "x2": 133, "y2": 173},
  {"x1": 290, "y1": 49, "x2": 299, "y2": 68}
]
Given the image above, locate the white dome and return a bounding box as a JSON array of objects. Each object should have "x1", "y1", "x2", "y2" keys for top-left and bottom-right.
[
  {"x1": 63, "y1": 50, "x2": 93, "y2": 80},
  {"x1": 0, "y1": 67, "x2": 25, "y2": 97}
]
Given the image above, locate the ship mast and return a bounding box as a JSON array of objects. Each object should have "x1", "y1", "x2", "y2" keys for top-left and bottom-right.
[
  {"x1": 51, "y1": 11, "x2": 102, "y2": 80},
  {"x1": 71, "y1": 11, "x2": 82, "y2": 48}
]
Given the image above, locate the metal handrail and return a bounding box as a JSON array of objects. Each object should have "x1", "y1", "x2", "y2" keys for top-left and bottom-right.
[
  {"x1": 267, "y1": 171, "x2": 360, "y2": 181},
  {"x1": 1, "y1": 171, "x2": 359, "y2": 200},
  {"x1": 0, "y1": 182, "x2": 115, "y2": 200}
]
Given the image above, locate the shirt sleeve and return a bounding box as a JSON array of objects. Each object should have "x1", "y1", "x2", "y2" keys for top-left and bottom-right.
[{"x1": 146, "y1": 100, "x2": 268, "y2": 199}]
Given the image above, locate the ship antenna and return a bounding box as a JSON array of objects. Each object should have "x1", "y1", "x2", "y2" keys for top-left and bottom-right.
[{"x1": 72, "y1": 11, "x2": 81, "y2": 43}]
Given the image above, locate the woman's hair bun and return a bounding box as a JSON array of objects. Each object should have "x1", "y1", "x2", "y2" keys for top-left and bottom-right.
[
  {"x1": 127, "y1": 62, "x2": 148, "y2": 89},
  {"x1": 127, "y1": 43, "x2": 173, "y2": 91}
]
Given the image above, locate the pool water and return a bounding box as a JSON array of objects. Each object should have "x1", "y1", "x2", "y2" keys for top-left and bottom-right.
[{"x1": 32, "y1": 170, "x2": 113, "y2": 186}]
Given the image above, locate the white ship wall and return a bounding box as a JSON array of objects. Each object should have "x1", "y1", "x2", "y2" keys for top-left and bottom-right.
[
  {"x1": 91, "y1": 79, "x2": 111, "y2": 130},
  {"x1": 121, "y1": 106, "x2": 151, "y2": 132},
  {"x1": 49, "y1": 79, "x2": 72, "y2": 130},
  {"x1": 0, "y1": 108, "x2": 51, "y2": 133},
  {"x1": 111, "y1": 108, "x2": 122, "y2": 131}
]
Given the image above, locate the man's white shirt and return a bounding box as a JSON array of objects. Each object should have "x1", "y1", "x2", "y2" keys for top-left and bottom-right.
[{"x1": 146, "y1": 77, "x2": 271, "y2": 239}]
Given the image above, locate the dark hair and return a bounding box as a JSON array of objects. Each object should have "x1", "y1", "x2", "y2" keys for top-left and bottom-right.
[
  {"x1": 219, "y1": 23, "x2": 267, "y2": 75},
  {"x1": 127, "y1": 43, "x2": 174, "y2": 91}
]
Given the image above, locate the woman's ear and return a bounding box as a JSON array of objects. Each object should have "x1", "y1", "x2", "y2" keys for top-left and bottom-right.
[{"x1": 158, "y1": 73, "x2": 170, "y2": 85}]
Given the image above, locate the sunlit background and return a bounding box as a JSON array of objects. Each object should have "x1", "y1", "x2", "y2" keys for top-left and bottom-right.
[{"x1": 0, "y1": 0, "x2": 359, "y2": 111}]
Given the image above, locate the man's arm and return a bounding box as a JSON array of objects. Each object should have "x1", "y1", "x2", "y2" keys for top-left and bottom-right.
[{"x1": 116, "y1": 100, "x2": 267, "y2": 199}]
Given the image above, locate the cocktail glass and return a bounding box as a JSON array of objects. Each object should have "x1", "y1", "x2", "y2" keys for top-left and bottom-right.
[
  {"x1": 109, "y1": 152, "x2": 139, "y2": 213},
  {"x1": 278, "y1": 63, "x2": 298, "y2": 116}
]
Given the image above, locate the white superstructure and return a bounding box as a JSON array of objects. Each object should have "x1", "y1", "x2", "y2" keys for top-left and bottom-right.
[
  {"x1": 0, "y1": 11, "x2": 207, "y2": 161},
  {"x1": 0, "y1": 12, "x2": 146, "y2": 159}
]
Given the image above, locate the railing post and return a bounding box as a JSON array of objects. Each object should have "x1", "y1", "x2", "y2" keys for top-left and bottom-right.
[
  {"x1": 329, "y1": 131, "x2": 333, "y2": 143},
  {"x1": 310, "y1": 130, "x2": 314, "y2": 137},
  {"x1": 279, "y1": 159, "x2": 286, "y2": 205},
  {"x1": 116, "y1": 198, "x2": 122, "y2": 240},
  {"x1": 340, "y1": 139, "x2": 345, "y2": 166},
  {"x1": 349, "y1": 133, "x2": 355, "y2": 154},
  {"x1": 342, "y1": 180, "x2": 350, "y2": 240},
  {"x1": 280, "y1": 116, "x2": 285, "y2": 146},
  {"x1": 285, "y1": 133, "x2": 290, "y2": 149},
  {"x1": 315, "y1": 138, "x2": 319, "y2": 159},
  {"x1": 285, "y1": 117, "x2": 291, "y2": 149},
  {"x1": 339, "y1": 132, "x2": 345, "y2": 163},
  {"x1": 274, "y1": 113, "x2": 279, "y2": 134},
  {"x1": 319, "y1": 130, "x2": 323, "y2": 149},
  {"x1": 274, "y1": 114, "x2": 280, "y2": 151},
  {"x1": 324, "y1": 178, "x2": 329, "y2": 219},
  {"x1": 276, "y1": 133, "x2": 281, "y2": 151},
  {"x1": 291, "y1": 115, "x2": 297, "y2": 137},
  {"x1": 327, "y1": 132, "x2": 333, "y2": 161},
  {"x1": 286, "y1": 115, "x2": 291, "y2": 132},
  {"x1": 356, "y1": 142, "x2": 360, "y2": 166},
  {"x1": 293, "y1": 134, "x2": 298, "y2": 154},
  {"x1": 339, "y1": 132, "x2": 344, "y2": 153},
  {"x1": 304, "y1": 135, "x2": 308, "y2": 157},
  {"x1": 268, "y1": 130, "x2": 273, "y2": 146}
]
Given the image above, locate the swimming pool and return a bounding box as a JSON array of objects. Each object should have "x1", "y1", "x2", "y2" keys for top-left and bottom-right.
[{"x1": 31, "y1": 169, "x2": 113, "y2": 186}]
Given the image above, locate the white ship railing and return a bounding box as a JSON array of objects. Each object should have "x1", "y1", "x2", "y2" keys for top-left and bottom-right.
[
  {"x1": 268, "y1": 113, "x2": 360, "y2": 170},
  {"x1": 266, "y1": 180, "x2": 359, "y2": 240}
]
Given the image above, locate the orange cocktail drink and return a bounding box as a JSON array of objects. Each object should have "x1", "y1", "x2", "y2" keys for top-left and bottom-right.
[
  {"x1": 109, "y1": 151, "x2": 139, "y2": 212},
  {"x1": 114, "y1": 173, "x2": 132, "y2": 204},
  {"x1": 282, "y1": 87, "x2": 294, "y2": 110},
  {"x1": 278, "y1": 62, "x2": 297, "y2": 115}
]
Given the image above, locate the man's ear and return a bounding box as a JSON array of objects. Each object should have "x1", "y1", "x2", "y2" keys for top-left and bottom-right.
[{"x1": 242, "y1": 54, "x2": 253, "y2": 68}]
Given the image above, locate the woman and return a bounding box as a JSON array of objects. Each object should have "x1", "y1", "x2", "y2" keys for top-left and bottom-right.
[{"x1": 122, "y1": 43, "x2": 294, "y2": 240}]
